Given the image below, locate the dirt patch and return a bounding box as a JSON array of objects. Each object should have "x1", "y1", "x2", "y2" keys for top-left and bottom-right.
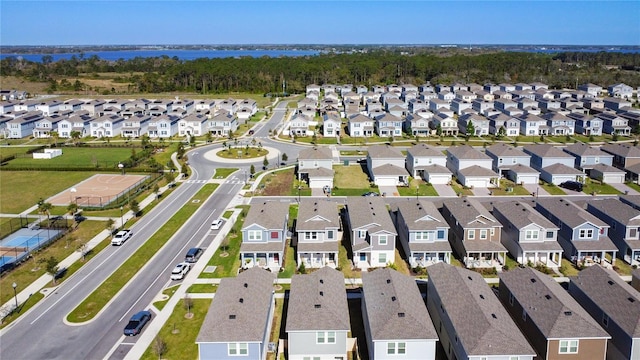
[
  {"x1": 0, "y1": 76, "x2": 49, "y2": 95},
  {"x1": 261, "y1": 169, "x2": 295, "y2": 196}
]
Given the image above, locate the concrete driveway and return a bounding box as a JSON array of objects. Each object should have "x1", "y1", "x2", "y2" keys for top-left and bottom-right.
[
  {"x1": 609, "y1": 183, "x2": 640, "y2": 195},
  {"x1": 379, "y1": 185, "x2": 399, "y2": 196},
  {"x1": 523, "y1": 184, "x2": 549, "y2": 197},
  {"x1": 433, "y1": 184, "x2": 457, "y2": 197}
]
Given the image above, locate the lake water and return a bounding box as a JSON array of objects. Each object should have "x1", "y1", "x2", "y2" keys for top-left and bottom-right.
[{"x1": 0, "y1": 49, "x2": 321, "y2": 62}]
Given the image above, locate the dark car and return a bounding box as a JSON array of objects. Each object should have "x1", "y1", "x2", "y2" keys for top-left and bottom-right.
[
  {"x1": 123, "y1": 310, "x2": 152, "y2": 336},
  {"x1": 185, "y1": 247, "x2": 203, "y2": 263},
  {"x1": 248, "y1": 129, "x2": 255, "y2": 135},
  {"x1": 559, "y1": 181, "x2": 583, "y2": 192},
  {"x1": 362, "y1": 191, "x2": 379, "y2": 197}
]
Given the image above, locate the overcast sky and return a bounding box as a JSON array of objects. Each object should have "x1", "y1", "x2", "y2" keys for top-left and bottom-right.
[{"x1": 1, "y1": 1, "x2": 638, "y2": 46}]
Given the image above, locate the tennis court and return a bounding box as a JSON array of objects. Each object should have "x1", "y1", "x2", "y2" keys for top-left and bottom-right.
[
  {"x1": 48, "y1": 174, "x2": 149, "y2": 207},
  {"x1": 0, "y1": 228, "x2": 62, "y2": 272}
]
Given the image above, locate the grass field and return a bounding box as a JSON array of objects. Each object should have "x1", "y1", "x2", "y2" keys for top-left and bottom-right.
[
  {"x1": 540, "y1": 182, "x2": 566, "y2": 195},
  {"x1": 200, "y1": 206, "x2": 249, "y2": 278},
  {"x1": 333, "y1": 164, "x2": 372, "y2": 189},
  {"x1": 396, "y1": 178, "x2": 438, "y2": 196},
  {"x1": 0, "y1": 146, "x2": 42, "y2": 159},
  {"x1": 213, "y1": 168, "x2": 238, "y2": 179},
  {"x1": 67, "y1": 184, "x2": 218, "y2": 323},
  {"x1": 216, "y1": 147, "x2": 268, "y2": 159},
  {"x1": 0, "y1": 171, "x2": 98, "y2": 213},
  {"x1": 258, "y1": 168, "x2": 297, "y2": 196},
  {"x1": 3, "y1": 147, "x2": 135, "y2": 169},
  {"x1": 141, "y1": 299, "x2": 212, "y2": 360}
]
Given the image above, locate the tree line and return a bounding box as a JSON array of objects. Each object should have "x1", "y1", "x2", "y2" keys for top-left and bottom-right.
[{"x1": 1, "y1": 50, "x2": 639, "y2": 95}]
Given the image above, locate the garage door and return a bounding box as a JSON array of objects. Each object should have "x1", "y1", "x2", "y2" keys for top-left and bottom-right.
[
  {"x1": 551, "y1": 175, "x2": 576, "y2": 185},
  {"x1": 310, "y1": 178, "x2": 333, "y2": 189},
  {"x1": 602, "y1": 174, "x2": 624, "y2": 184},
  {"x1": 465, "y1": 178, "x2": 490, "y2": 188},
  {"x1": 375, "y1": 177, "x2": 397, "y2": 186},
  {"x1": 517, "y1": 175, "x2": 539, "y2": 184},
  {"x1": 427, "y1": 174, "x2": 451, "y2": 185}
]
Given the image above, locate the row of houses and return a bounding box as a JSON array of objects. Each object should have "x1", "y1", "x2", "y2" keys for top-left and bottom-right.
[
  {"x1": 298, "y1": 143, "x2": 640, "y2": 194},
  {"x1": 0, "y1": 97, "x2": 258, "y2": 139},
  {"x1": 195, "y1": 263, "x2": 640, "y2": 360},
  {"x1": 294, "y1": 82, "x2": 638, "y2": 139}
]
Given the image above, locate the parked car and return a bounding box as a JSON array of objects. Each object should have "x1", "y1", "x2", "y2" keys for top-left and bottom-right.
[
  {"x1": 560, "y1": 180, "x2": 583, "y2": 192},
  {"x1": 111, "y1": 229, "x2": 132, "y2": 246},
  {"x1": 362, "y1": 191, "x2": 379, "y2": 197},
  {"x1": 185, "y1": 247, "x2": 203, "y2": 263},
  {"x1": 123, "y1": 310, "x2": 152, "y2": 336},
  {"x1": 211, "y1": 218, "x2": 224, "y2": 230},
  {"x1": 170, "y1": 262, "x2": 191, "y2": 280}
]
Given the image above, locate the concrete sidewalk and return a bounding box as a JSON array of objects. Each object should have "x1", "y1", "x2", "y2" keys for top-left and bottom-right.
[{"x1": 0, "y1": 182, "x2": 173, "y2": 321}]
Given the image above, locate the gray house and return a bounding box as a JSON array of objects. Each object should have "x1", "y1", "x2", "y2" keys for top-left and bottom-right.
[
  {"x1": 295, "y1": 199, "x2": 340, "y2": 269},
  {"x1": 361, "y1": 268, "x2": 438, "y2": 360},
  {"x1": 567, "y1": 113, "x2": 603, "y2": 136},
  {"x1": 286, "y1": 267, "x2": 351, "y2": 360},
  {"x1": 446, "y1": 145, "x2": 499, "y2": 188},
  {"x1": 568, "y1": 265, "x2": 640, "y2": 360},
  {"x1": 491, "y1": 201, "x2": 562, "y2": 268},
  {"x1": 298, "y1": 147, "x2": 334, "y2": 189},
  {"x1": 485, "y1": 143, "x2": 531, "y2": 172},
  {"x1": 586, "y1": 198, "x2": 640, "y2": 266},
  {"x1": 196, "y1": 267, "x2": 276, "y2": 360},
  {"x1": 426, "y1": 262, "x2": 536, "y2": 360},
  {"x1": 344, "y1": 197, "x2": 397, "y2": 269},
  {"x1": 535, "y1": 198, "x2": 617, "y2": 267},
  {"x1": 393, "y1": 200, "x2": 452, "y2": 267},
  {"x1": 240, "y1": 201, "x2": 289, "y2": 271},
  {"x1": 366, "y1": 145, "x2": 409, "y2": 187},
  {"x1": 563, "y1": 143, "x2": 614, "y2": 171},
  {"x1": 405, "y1": 143, "x2": 451, "y2": 184},
  {"x1": 499, "y1": 267, "x2": 610, "y2": 360},
  {"x1": 524, "y1": 144, "x2": 584, "y2": 185}
]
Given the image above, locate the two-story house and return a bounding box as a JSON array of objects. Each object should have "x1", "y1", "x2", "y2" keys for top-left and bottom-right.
[
  {"x1": 90, "y1": 114, "x2": 124, "y2": 138},
  {"x1": 404, "y1": 113, "x2": 432, "y2": 137},
  {"x1": 208, "y1": 111, "x2": 238, "y2": 137},
  {"x1": 178, "y1": 114, "x2": 208, "y2": 137},
  {"x1": 295, "y1": 199, "x2": 340, "y2": 269},
  {"x1": 608, "y1": 83, "x2": 633, "y2": 99},
  {"x1": 120, "y1": 114, "x2": 150, "y2": 138},
  {"x1": 499, "y1": 267, "x2": 610, "y2": 360},
  {"x1": 586, "y1": 198, "x2": 640, "y2": 266},
  {"x1": 32, "y1": 115, "x2": 64, "y2": 138},
  {"x1": 535, "y1": 198, "x2": 617, "y2": 267},
  {"x1": 347, "y1": 114, "x2": 374, "y2": 137},
  {"x1": 405, "y1": 143, "x2": 451, "y2": 184},
  {"x1": 286, "y1": 267, "x2": 351, "y2": 360},
  {"x1": 596, "y1": 112, "x2": 631, "y2": 136},
  {"x1": 297, "y1": 146, "x2": 334, "y2": 189},
  {"x1": 458, "y1": 113, "x2": 489, "y2": 136},
  {"x1": 196, "y1": 267, "x2": 276, "y2": 360},
  {"x1": 289, "y1": 113, "x2": 312, "y2": 137},
  {"x1": 523, "y1": 144, "x2": 584, "y2": 185},
  {"x1": 430, "y1": 112, "x2": 458, "y2": 136},
  {"x1": 568, "y1": 265, "x2": 640, "y2": 360},
  {"x1": 321, "y1": 112, "x2": 341, "y2": 138},
  {"x1": 361, "y1": 268, "x2": 438, "y2": 360},
  {"x1": 147, "y1": 114, "x2": 179, "y2": 138},
  {"x1": 488, "y1": 113, "x2": 520, "y2": 137},
  {"x1": 344, "y1": 196, "x2": 397, "y2": 269},
  {"x1": 58, "y1": 112, "x2": 92, "y2": 138},
  {"x1": 441, "y1": 198, "x2": 506, "y2": 268},
  {"x1": 366, "y1": 145, "x2": 408, "y2": 187},
  {"x1": 542, "y1": 112, "x2": 576, "y2": 135},
  {"x1": 567, "y1": 113, "x2": 603, "y2": 136},
  {"x1": 484, "y1": 143, "x2": 539, "y2": 184},
  {"x1": 492, "y1": 201, "x2": 562, "y2": 267},
  {"x1": 240, "y1": 201, "x2": 289, "y2": 272},
  {"x1": 426, "y1": 263, "x2": 536, "y2": 360},
  {"x1": 374, "y1": 113, "x2": 403, "y2": 138},
  {"x1": 446, "y1": 145, "x2": 499, "y2": 188},
  {"x1": 518, "y1": 113, "x2": 549, "y2": 136},
  {"x1": 563, "y1": 142, "x2": 614, "y2": 173},
  {"x1": 7, "y1": 111, "x2": 43, "y2": 138},
  {"x1": 393, "y1": 200, "x2": 451, "y2": 267}
]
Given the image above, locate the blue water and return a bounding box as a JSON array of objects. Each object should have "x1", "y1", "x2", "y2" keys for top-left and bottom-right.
[{"x1": 0, "y1": 49, "x2": 320, "y2": 62}]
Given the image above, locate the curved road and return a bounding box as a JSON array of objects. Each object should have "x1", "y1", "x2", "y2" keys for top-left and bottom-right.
[{"x1": 0, "y1": 100, "x2": 303, "y2": 360}]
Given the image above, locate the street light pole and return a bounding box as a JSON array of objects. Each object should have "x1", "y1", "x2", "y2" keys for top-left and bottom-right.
[
  {"x1": 298, "y1": 186, "x2": 301, "y2": 203},
  {"x1": 12, "y1": 282, "x2": 18, "y2": 309},
  {"x1": 120, "y1": 206, "x2": 124, "y2": 228}
]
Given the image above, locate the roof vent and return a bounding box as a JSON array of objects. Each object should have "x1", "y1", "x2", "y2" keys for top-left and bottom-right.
[
  {"x1": 468, "y1": 276, "x2": 473, "y2": 281},
  {"x1": 391, "y1": 296, "x2": 397, "y2": 302},
  {"x1": 479, "y1": 294, "x2": 485, "y2": 299},
  {"x1": 314, "y1": 304, "x2": 321, "y2": 309},
  {"x1": 386, "y1": 279, "x2": 391, "y2": 284},
  {"x1": 530, "y1": 278, "x2": 537, "y2": 283},
  {"x1": 564, "y1": 311, "x2": 572, "y2": 316},
  {"x1": 229, "y1": 314, "x2": 236, "y2": 319},
  {"x1": 398, "y1": 312, "x2": 405, "y2": 318},
  {"x1": 319, "y1": 291, "x2": 324, "y2": 296},
  {"x1": 629, "y1": 297, "x2": 636, "y2": 303},
  {"x1": 608, "y1": 280, "x2": 614, "y2": 285},
  {"x1": 545, "y1": 294, "x2": 551, "y2": 300},
  {"x1": 491, "y1": 313, "x2": 497, "y2": 319},
  {"x1": 244, "y1": 283, "x2": 248, "y2": 288},
  {"x1": 239, "y1": 298, "x2": 244, "y2": 303}
]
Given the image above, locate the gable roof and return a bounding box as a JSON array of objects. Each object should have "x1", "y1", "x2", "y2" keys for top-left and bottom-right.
[
  {"x1": 601, "y1": 143, "x2": 640, "y2": 159},
  {"x1": 408, "y1": 143, "x2": 445, "y2": 158},
  {"x1": 587, "y1": 198, "x2": 640, "y2": 226},
  {"x1": 296, "y1": 199, "x2": 340, "y2": 231},
  {"x1": 523, "y1": 144, "x2": 573, "y2": 159},
  {"x1": 541, "y1": 163, "x2": 583, "y2": 175},
  {"x1": 427, "y1": 263, "x2": 535, "y2": 356},
  {"x1": 485, "y1": 143, "x2": 529, "y2": 158},
  {"x1": 346, "y1": 196, "x2": 396, "y2": 235},
  {"x1": 570, "y1": 265, "x2": 640, "y2": 338},
  {"x1": 286, "y1": 267, "x2": 350, "y2": 332},
  {"x1": 367, "y1": 144, "x2": 404, "y2": 159},
  {"x1": 394, "y1": 200, "x2": 448, "y2": 231},
  {"x1": 444, "y1": 198, "x2": 500, "y2": 227},
  {"x1": 196, "y1": 267, "x2": 275, "y2": 343},
  {"x1": 500, "y1": 267, "x2": 610, "y2": 339},
  {"x1": 242, "y1": 201, "x2": 289, "y2": 231},
  {"x1": 298, "y1": 146, "x2": 333, "y2": 161},
  {"x1": 492, "y1": 201, "x2": 557, "y2": 230},
  {"x1": 362, "y1": 268, "x2": 437, "y2": 341},
  {"x1": 564, "y1": 143, "x2": 612, "y2": 158},
  {"x1": 447, "y1": 145, "x2": 491, "y2": 161},
  {"x1": 536, "y1": 198, "x2": 607, "y2": 229}
]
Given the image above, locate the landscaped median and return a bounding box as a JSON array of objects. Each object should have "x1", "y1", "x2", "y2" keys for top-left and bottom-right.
[{"x1": 66, "y1": 183, "x2": 219, "y2": 323}]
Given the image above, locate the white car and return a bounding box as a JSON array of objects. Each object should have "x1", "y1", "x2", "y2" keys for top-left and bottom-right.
[
  {"x1": 211, "y1": 218, "x2": 224, "y2": 230},
  {"x1": 111, "y1": 230, "x2": 132, "y2": 246},
  {"x1": 170, "y1": 262, "x2": 190, "y2": 280}
]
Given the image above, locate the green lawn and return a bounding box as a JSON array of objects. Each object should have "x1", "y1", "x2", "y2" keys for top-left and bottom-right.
[
  {"x1": 491, "y1": 179, "x2": 532, "y2": 196},
  {"x1": 0, "y1": 220, "x2": 106, "y2": 306},
  {"x1": 626, "y1": 182, "x2": 640, "y2": 192},
  {"x1": 559, "y1": 259, "x2": 580, "y2": 277},
  {"x1": 141, "y1": 299, "x2": 212, "y2": 360},
  {"x1": 397, "y1": 178, "x2": 438, "y2": 196},
  {"x1": 213, "y1": 168, "x2": 238, "y2": 179},
  {"x1": 0, "y1": 291, "x2": 45, "y2": 329},
  {"x1": 582, "y1": 179, "x2": 622, "y2": 195},
  {"x1": 333, "y1": 164, "x2": 372, "y2": 189},
  {"x1": 278, "y1": 239, "x2": 297, "y2": 278},
  {"x1": 450, "y1": 178, "x2": 474, "y2": 196},
  {"x1": 0, "y1": 171, "x2": 98, "y2": 213},
  {"x1": 540, "y1": 182, "x2": 566, "y2": 195},
  {"x1": 187, "y1": 283, "x2": 218, "y2": 293},
  {"x1": 67, "y1": 184, "x2": 219, "y2": 323},
  {"x1": 200, "y1": 206, "x2": 249, "y2": 278},
  {"x1": 151, "y1": 141, "x2": 181, "y2": 169},
  {"x1": 0, "y1": 145, "x2": 42, "y2": 159},
  {"x1": 216, "y1": 147, "x2": 268, "y2": 159},
  {"x1": 266, "y1": 298, "x2": 285, "y2": 360},
  {"x1": 3, "y1": 147, "x2": 135, "y2": 169}
]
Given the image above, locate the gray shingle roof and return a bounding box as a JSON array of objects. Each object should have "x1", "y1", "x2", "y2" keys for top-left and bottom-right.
[
  {"x1": 447, "y1": 145, "x2": 491, "y2": 160},
  {"x1": 459, "y1": 165, "x2": 498, "y2": 177},
  {"x1": 535, "y1": 198, "x2": 607, "y2": 228},
  {"x1": 590, "y1": 163, "x2": 624, "y2": 173},
  {"x1": 570, "y1": 265, "x2": 640, "y2": 338},
  {"x1": 296, "y1": 199, "x2": 340, "y2": 231},
  {"x1": 242, "y1": 201, "x2": 289, "y2": 231},
  {"x1": 299, "y1": 146, "x2": 333, "y2": 161},
  {"x1": 485, "y1": 143, "x2": 529, "y2": 158},
  {"x1": 372, "y1": 163, "x2": 409, "y2": 176},
  {"x1": 564, "y1": 143, "x2": 611, "y2": 157},
  {"x1": 601, "y1": 143, "x2": 640, "y2": 159},
  {"x1": 362, "y1": 268, "x2": 437, "y2": 341},
  {"x1": 523, "y1": 144, "x2": 574, "y2": 159},
  {"x1": 443, "y1": 198, "x2": 501, "y2": 228},
  {"x1": 500, "y1": 267, "x2": 610, "y2": 339},
  {"x1": 286, "y1": 267, "x2": 350, "y2": 332},
  {"x1": 394, "y1": 199, "x2": 449, "y2": 231},
  {"x1": 346, "y1": 197, "x2": 397, "y2": 235},
  {"x1": 427, "y1": 263, "x2": 535, "y2": 356},
  {"x1": 196, "y1": 267, "x2": 275, "y2": 343},
  {"x1": 408, "y1": 143, "x2": 445, "y2": 158},
  {"x1": 541, "y1": 163, "x2": 583, "y2": 175},
  {"x1": 587, "y1": 198, "x2": 640, "y2": 227},
  {"x1": 367, "y1": 144, "x2": 404, "y2": 159},
  {"x1": 492, "y1": 201, "x2": 557, "y2": 230}
]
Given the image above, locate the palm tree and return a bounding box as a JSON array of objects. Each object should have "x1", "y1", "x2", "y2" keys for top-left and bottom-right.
[
  {"x1": 70, "y1": 130, "x2": 81, "y2": 146},
  {"x1": 38, "y1": 200, "x2": 53, "y2": 227}
]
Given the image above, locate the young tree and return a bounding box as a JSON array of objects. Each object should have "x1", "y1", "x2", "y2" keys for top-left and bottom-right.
[
  {"x1": 189, "y1": 135, "x2": 196, "y2": 146},
  {"x1": 38, "y1": 200, "x2": 53, "y2": 227},
  {"x1": 152, "y1": 337, "x2": 167, "y2": 360},
  {"x1": 153, "y1": 184, "x2": 160, "y2": 199},
  {"x1": 67, "y1": 203, "x2": 78, "y2": 217},
  {"x1": 465, "y1": 121, "x2": 475, "y2": 140},
  {"x1": 106, "y1": 218, "x2": 115, "y2": 236},
  {"x1": 130, "y1": 200, "x2": 140, "y2": 217},
  {"x1": 263, "y1": 156, "x2": 269, "y2": 169},
  {"x1": 183, "y1": 294, "x2": 194, "y2": 317},
  {"x1": 46, "y1": 256, "x2": 59, "y2": 285},
  {"x1": 436, "y1": 123, "x2": 443, "y2": 137},
  {"x1": 70, "y1": 130, "x2": 82, "y2": 146},
  {"x1": 281, "y1": 153, "x2": 288, "y2": 163},
  {"x1": 250, "y1": 164, "x2": 256, "y2": 176},
  {"x1": 497, "y1": 126, "x2": 506, "y2": 139}
]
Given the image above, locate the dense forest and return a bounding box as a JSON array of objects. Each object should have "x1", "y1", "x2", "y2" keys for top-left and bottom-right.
[{"x1": 1, "y1": 50, "x2": 639, "y2": 95}]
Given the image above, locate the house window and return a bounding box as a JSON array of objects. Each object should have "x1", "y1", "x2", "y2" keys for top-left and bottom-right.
[
  {"x1": 437, "y1": 230, "x2": 445, "y2": 239},
  {"x1": 525, "y1": 230, "x2": 539, "y2": 240},
  {"x1": 602, "y1": 313, "x2": 609, "y2": 327},
  {"x1": 327, "y1": 231, "x2": 334, "y2": 239},
  {"x1": 228, "y1": 342, "x2": 248, "y2": 356},
  {"x1": 358, "y1": 230, "x2": 367, "y2": 239},
  {"x1": 579, "y1": 229, "x2": 594, "y2": 239},
  {"x1": 379, "y1": 253, "x2": 387, "y2": 264},
  {"x1": 316, "y1": 331, "x2": 336, "y2": 344},
  {"x1": 387, "y1": 342, "x2": 406, "y2": 355},
  {"x1": 379, "y1": 235, "x2": 387, "y2": 245},
  {"x1": 630, "y1": 228, "x2": 637, "y2": 238},
  {"x1": 248, "y1": 230, "x2": 262, "y2": 241},
  {"x1": 546, "y1": 231, "x2": 554, "y2": 239},
  {"x1": 559, "y1": 340, "x2": 579, "y2": 354},
  {"x1": 305, "y1": 232, "x2": 318, "y2": 240},
  {"x1": 271, "y1": 231, "x2": 279, "y2": 239},
  {"x1": 468, "y1": 230, "x2": 475, "y2": 240},
  {"x1": 480, "y1": 230, "x2": 487, "y2": 240}
]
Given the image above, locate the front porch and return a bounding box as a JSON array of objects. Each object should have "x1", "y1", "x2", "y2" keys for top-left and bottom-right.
[
  {"x1": 241, "y1": 252, "x2": 282, "y2": 272},
  {"x1": 297, "y1": 252, "x2": 338, "y2": 269},
  {"x1": 410, "y1": 251, "x2": 451, "y2": 268},
  {"x1": 521, "y1": 251, "x2": 562, "y2": 268},
  {"x1": 464, "y1": 251, "x2": 506, "y2": 270},
  {"x1": 572, "y1": 250, "x2": 617, "y2": 268},
  {"x1": 624, "y1": 248, "x2": 640, "y2": 266}
]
